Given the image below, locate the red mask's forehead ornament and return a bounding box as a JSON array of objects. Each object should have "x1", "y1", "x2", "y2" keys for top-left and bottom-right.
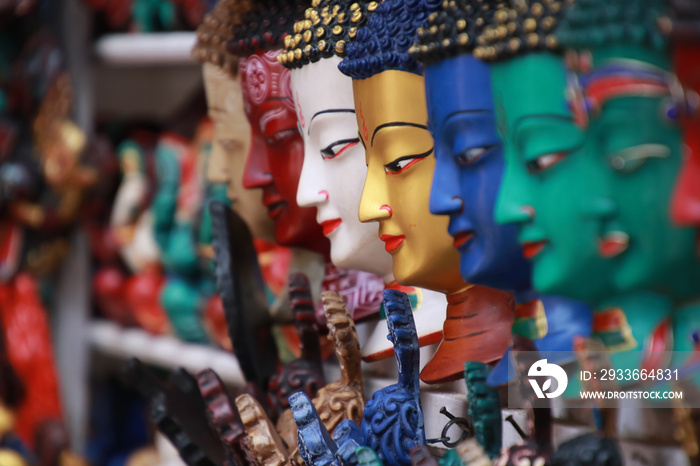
[{"x1": 240, "y1": 51, "x2": 294, "y2": 114}]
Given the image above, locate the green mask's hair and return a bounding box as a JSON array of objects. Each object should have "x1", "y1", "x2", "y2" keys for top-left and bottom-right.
[
  {"x1": 658, "y1": 0, "x2": 700, "y2": 44},
  {"x1": 278, "y1": 0, "x2": 379, "y2": 69},
  {"x1": 557, "y1": 0, "x2": 668, "y2": 52}
]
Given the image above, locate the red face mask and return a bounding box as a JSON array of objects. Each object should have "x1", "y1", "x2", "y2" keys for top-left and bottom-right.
[
  {"x1": 240, "y1": 50, "x2": 329, "y2": 255},
  {"x1": 671, "y1": 44, "x2": 700, "y2": 228}
]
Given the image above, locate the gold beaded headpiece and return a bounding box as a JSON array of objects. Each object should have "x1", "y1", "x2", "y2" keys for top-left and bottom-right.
[
  {"x1": 277, "y1": 0, "x2": 379, "y2": 69},
  {"x1": 192, "y1": 0, "x2": 254, "y2": 76}
]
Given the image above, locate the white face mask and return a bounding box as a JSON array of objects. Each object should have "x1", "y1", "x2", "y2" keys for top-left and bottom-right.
[{"x1": 292, "y1": 57, "x2": 392, "y2": 278}]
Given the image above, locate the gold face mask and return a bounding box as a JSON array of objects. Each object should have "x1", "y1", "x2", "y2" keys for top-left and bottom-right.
[
  {"x1": 354, "y1": 70, "x2": 466, "y2": 294},
  {"x1": 202, "y1": 62, "x2": 275, "y2": 241}
]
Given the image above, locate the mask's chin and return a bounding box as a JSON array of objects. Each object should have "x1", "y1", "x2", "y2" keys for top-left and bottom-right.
[
  {"x1": 392, "y1": 247, "x2": 435, "y2": 290},
  {"x1": 532, "y1": 250, "x2": 565, "y2": 297},
  {"x1": 459, "y1": 248, "x2": 490, "y2": 286},
  {"x1": 612, "y1": 248, "x2": 652, "y2": 293},
  {"x1": 273, "y1": 215, "x2": 302, "y2": 248}
]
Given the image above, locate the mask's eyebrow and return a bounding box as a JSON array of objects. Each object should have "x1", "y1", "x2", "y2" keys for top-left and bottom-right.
[
  {"x1": 512, "y1": 113, "x2": 572, "y2": 134},
  {"x1": 259, "y1": 107, "x2": 287, "y2": 134},
  {"x1": 444, "y1": 109, "x2": 491, "y2": 120},
  {"x1": 308, "y1": 108, "x2": 356, "y2": 135},
  {"x1": 372, "y1": 122, "x2": 428, "y2": 145},
  {"x1": 359, "y1": 131, "x2": 367, "y2": 150}
]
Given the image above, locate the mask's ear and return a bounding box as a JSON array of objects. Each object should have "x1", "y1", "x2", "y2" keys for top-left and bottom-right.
[{"x1": 268, "y1": 273, "x2": 325, "y2": 418}]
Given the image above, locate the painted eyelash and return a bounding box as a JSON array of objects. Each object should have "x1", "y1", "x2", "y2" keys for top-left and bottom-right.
[
  {"x1": 455, "y1": 145, "x2": 494, "y2": 165},
  {"x1": 265, "y1": 129, "x2": 297, "y2": 145},
  {"x1": 320, "y1": 138, "x2": 360, "y2": 159},
  {"x1": 609, "y1": 144, "x2": 670, "y2": 172},
  {"x1": 384, "y1": 147, "x2": 434, "y2": 175},
  {"x1": 526, "y1": 151, "x2": 568, "y2": 174}
]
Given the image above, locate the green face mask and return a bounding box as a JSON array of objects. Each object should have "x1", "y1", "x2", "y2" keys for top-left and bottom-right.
[
  {"x1": 584, "y1": 46, "x2": 698, "y2": 299},
  {"x1": 493, "y1": 52, "x2": 614, "y2": 305}
]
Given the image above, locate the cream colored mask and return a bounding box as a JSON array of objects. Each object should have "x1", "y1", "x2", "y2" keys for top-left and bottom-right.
[
  {"x1": 291, "y1": 56, "x2": 393, "y2": 277},
  {"x1": 202, "y1": 62, "x2": 275, "y2": 241},
  {"x1": 355, "y1": 70, "x2": 466, "y2": 294}
]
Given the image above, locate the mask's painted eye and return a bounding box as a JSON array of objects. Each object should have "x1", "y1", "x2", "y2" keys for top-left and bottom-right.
[
  {"x1": 265, "y1": 129, "x2": 297, "y2": 145},
  {"x1": 526, "y1": 151, "x2": 568, "y2": 174},
  {"x1": 455, "y1": 145, "x2": 493, "y2": 165},
  {"x1": 320, "y1": 138, "x2": 360, "y2": 160},
  {"x1": 218, "y1": 139, "x2": 241, "y2": 152},
  {"x1": 609, "y1": 143, "x2": 670, "y2": 173},
  {"x1": 384, "y1": 147, "x2": 433, "y2": 175}
]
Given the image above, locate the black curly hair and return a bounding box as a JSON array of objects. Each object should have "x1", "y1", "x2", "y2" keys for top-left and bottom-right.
[
  {"x1": 226, "y1": 0, "x2": 309, "y2": 57},
  {"x1": 338, "y1": 0, "x2": 442, "y2": 80}
]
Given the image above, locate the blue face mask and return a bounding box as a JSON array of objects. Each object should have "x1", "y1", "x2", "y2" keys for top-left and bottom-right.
[{"x1": 425, "y1": 54, "x2": 532, "y2": 292}]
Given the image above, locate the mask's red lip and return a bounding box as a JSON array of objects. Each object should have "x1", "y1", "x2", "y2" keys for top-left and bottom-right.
[
  {"x1": 266, "y1": 202, "x2": 285, "y2": 219},
  {"x1": 380, "y1": 234, "x2": 405, "y2": 253},
  {"x1": 522, "y1": 240, "x2": 547, "y2": 259},
  {"x1": 262, "y1": 192, "x2": 285, "y2": 218},
  {"x1": 453, "y1": 231, "x2": 475, "y2": 249},
  {"x1": 320, "y1": 218, "x2": 342, "y2": 236},
  {"x1": 598, "y1": 231, "x2": 629, "y2": 258}
]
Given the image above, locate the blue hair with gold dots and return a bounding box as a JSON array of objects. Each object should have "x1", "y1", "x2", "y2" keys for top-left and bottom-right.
[{"x1": 338, "y1": 0, "x2": 442, "y2": 80}]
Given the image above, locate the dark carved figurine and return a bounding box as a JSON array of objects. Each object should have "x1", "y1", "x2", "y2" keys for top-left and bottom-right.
[
  {"x1": 268, "y1": 273, "x2": 325, "y2": 417},
  {"x1": 209, "y1": 200, "x2": 278, "y2": 409},
  {"x1": 196, "y1": 368, "x2": 249, "y2": 465},
  {"x1": 122, "y1": 359, "x2": 226, "y2": 466}
]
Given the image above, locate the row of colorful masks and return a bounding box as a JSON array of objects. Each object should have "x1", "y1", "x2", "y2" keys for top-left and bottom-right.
[
  {"x1": 194, "y1": 0, "x2": 700, "y2": 381},
  {"x1": 179, "y1": 0, "x2": 700, "y2": 463}
]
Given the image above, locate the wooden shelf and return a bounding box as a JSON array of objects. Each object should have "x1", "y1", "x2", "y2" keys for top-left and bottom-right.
[
  {"x1": 89, "y1": 320, "x2": 245, "y2": 386},
  {"x1": 94, "y1": 32, "x2": 197, "y2": 66}
]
